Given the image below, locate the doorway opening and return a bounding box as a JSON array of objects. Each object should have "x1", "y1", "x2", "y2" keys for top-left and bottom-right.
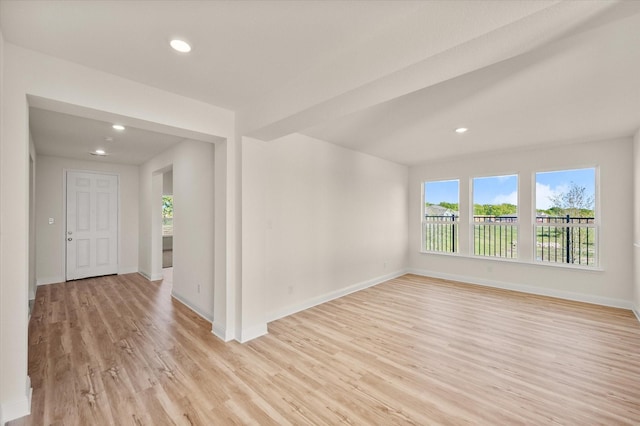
[
  {"x1": 162, "y1": 170, "x2": 174, "y2": 272},
  {"x1": 162, "y1": 194, "x2": 173, "y2": 267}
]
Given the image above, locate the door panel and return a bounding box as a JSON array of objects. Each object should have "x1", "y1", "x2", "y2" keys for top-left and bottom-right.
[
  {"x1": 96, "y1": 238, "x2": 110, "y2": 265},
  {"x1": 76, "y1": 239, "x2": 90, "y2": 268},
  {"x1": 66, "y1": 171, "x2": 118, "y2": 280}
]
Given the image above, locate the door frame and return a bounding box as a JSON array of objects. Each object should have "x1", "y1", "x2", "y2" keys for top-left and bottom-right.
[{"x1": 63, "y1": 168, "x2": 122, "y2": 281}]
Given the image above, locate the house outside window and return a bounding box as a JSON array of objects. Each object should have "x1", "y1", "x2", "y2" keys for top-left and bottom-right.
[{"x1": 422, "y1": 179, "x2": 459, "y2": 253}]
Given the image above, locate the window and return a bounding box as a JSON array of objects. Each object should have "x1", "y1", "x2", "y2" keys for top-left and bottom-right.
[
  {"x1": 162, "y1": 195, "x2": 173, "y2": 236},
  {"x1": 472, "y1": 175, "x2": 518, "y2": 258},
  {"x1": 535, "y1": 168, "x2": 596, "y2": 267},
  {"x1": 422, "y1": 179, "x2": 459, "y2": 253}
]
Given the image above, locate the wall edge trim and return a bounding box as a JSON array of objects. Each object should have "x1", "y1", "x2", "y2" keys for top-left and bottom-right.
[
  {"x1": 118, "y1": 266, "x2": 139, "y2": 275},
  {"x1": 138, "y1": 270, "x2": 163, "y2": 281},
  {"x1": 0, "y1": 380, "x2": 32, "y2": 424},
  {"x1": 171, "y1": 291, "x2": 213, "y2": 322},
  {"x1": 212, "y1": 323, "x2": 233, "y2": 342},
  {"x1": 407, "y1": 268, "x2": 634, "y2": 310},
  {"x1": 266, "y1": 269, "x2": 408, "y2": 324},
  {"x1": 239, "y1": 323, "x2": 268, "y2": 343},
  {"x1": 36, "y1": 276, "x2": 64, "y2": 286}
]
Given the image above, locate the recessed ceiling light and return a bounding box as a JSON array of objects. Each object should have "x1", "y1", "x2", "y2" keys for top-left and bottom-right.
[
  {"x1": 105, "y1": 137, "x2": 114, "y2": 142},
  {"x1": 90, "y1": 149, "x2": 108, "y2": 156},
  {"x1": 95, "y1": 149, "x2": 106, "y2": 155},
  {"x1": 170, "y1": 39, "x2": 191, "y2": 53},
  {"x1": 112, "y1": 124, "x2": 125, "y2": 131},
  {"x1": 455, "y1": 127, "x2": 468, "y2": 134}
]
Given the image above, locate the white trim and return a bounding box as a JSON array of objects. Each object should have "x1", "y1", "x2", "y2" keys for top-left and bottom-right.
[
  {"x1": 633, "y1": 306, "x2": 640, "y2": 324},
  {"x1": 38, "y1": 269, "x2": 137, "y2": 286},
  {"x1": 0, "y1": 378, "x2": 31, "y2": 424},
  {"x1": 239, "y1": 323, "x2": 268, "y2": 343},
  {"x1": 407, "y1": 268, "x2": 633, "y2": 310},
  {"x1": 138, "y1": 270, "x2": 163, "y2": 281},
  {"x1": 117, "y1": 266, "x2": 138, "y2": 275},
  {"x1": 171, "y1": 291, "x2": 213, "y2": 322},
  {"x1": 36, "y1": 276, "x2": 65, "y2": 286},
  {"x1": 212, "y1": 323, "x2": 232, "y2": 342},
  {"x1": 417, "y1": 250, "x2": 605, "y2": 272},
  {"x1": 266, "y1": 269, "x2": 408, "y2": 323}
]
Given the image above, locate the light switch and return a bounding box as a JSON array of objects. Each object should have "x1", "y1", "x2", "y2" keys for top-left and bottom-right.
[{"x1": 48, "y1": 217, "x2": 54, "y2": 225}]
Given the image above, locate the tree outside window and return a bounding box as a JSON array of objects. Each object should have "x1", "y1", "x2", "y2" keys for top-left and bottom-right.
[{"x1": 162, "y1": 195, "x2": 173, "y2": 236}]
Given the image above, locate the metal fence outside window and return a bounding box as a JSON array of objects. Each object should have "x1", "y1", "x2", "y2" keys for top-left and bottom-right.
[
  {"x1": 423, "y1": 214, "x2": 596, "y2": 266},
  {"x1": 536, "y1": 215, "x2": 595, "y2": 266},
  {"x1": 473, "y1": 215, "x2": 518, "y2": 259},
  {"x1": 423, "y1": 215, "x2": 458, "y2": 253}
]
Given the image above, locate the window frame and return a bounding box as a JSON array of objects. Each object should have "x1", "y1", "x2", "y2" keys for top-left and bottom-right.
[
  {"x1": 533, "y1": 167, "x2": 599, "y2": 268},
  {"x1": 471, "y1": 173, "x2": 520, "y2": 260},
  {"x1": 421, "y1": 179, "x2": 460, "y2": 254}
]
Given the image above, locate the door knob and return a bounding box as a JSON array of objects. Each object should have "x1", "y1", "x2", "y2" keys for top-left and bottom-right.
[{"x1": 67, "y1": 238, "x2": 73, "y2": 241}]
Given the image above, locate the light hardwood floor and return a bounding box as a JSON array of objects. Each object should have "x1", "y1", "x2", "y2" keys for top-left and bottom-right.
[{"x1": 10, "y1": 272, "x2": 640, "y2": 425}]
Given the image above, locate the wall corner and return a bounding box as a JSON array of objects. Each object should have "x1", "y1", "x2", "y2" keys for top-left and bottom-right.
[
  {"x1": 212, "y1": 323, "x2": 233, "y2": 342},
  {"x1": 238, "y1": 322, "x2": 268, "y2": 343},
  {"x1": 0, "y1": 376, "x2": 31, "y2": 425}
]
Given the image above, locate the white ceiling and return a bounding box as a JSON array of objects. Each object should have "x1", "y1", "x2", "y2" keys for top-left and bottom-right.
[
  {"x1": 0, "y1": 1, "x2": 563, "y2": 110},
  {"x1": 0, "y1": 0, "x2": 433, "y2": 110},
  {"x1": 303, "y1": 11, "x2": 640, "y2": 165},
  {"x1": 29, "y1": 108, "x2": 186, "y2": 165},
  {"x1": 3, "y1": 1, "x2": 640, "y2": 166}
]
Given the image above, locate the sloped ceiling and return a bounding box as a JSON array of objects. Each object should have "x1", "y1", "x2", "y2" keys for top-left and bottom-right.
[{"x1": 2, "y1": 1, "x2": 639, "y2": 165}]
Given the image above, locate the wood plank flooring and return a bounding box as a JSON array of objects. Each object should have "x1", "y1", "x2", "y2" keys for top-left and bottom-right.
[{"x1": 9, "y1": 272, "x2": 640, "y2": 425}]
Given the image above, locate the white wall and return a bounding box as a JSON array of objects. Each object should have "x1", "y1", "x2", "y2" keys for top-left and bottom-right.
[
  {"x1": 163, "y1": 170, "x2": 173, "y2": 195},
  {"x1": 242, "y1": 133, "x2": 409, "y2": 325},
  {"x1": 0, "y1": 43, "x2": 234, "y2": 423},
  {"x1": 633, "y1": 129, "x2": 640, "y2": 317},
  {"x1": 35, "y1": 155, "x2": 139, "y2": 285},
  {"x1": 409, "y1": 137, "x2": 634, "y2": 307},
  {"x1": 28, "y1": 134, "x2": 36, "y2": 301},
  {"x1": 0, "y1": 24, "x2": 6, "y2": 425},
  {"x1": 139, "y1": 140, "x2": 216, "y2": 320}
]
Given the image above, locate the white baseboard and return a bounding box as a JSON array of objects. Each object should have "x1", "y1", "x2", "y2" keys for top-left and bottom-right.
[
  {"x1": 150, "y1": 272, "x2": 164, "y2": 281},
  {"x1": 212, "y1": 323, "x2": 233, "y2": 342},
  {"x1": 36, "y1": 276, "x2": 64, "y2": 286},
  {"x1": 137, "y1": 270, "x2": 164, "y2": 281},
  {"x1": 0, "y1": 378, "x2": 31, "y2": 424},
  {"x1": 171, "y1": 291, "x2": 213, "y2": 322},
  {"x1": 29, "y1": 289, "x2": 35, "y2": 301},
  {"x1": 407, "y1": 268, "x2": 634, "y2": 310},
  {"x1": 239, "y1": 323, "x2": 268, "y2": 343},
  {"x1": 266, "y1": 269, "x2": 407, "y2": 323},
  {"x1": 633, "y1": 306, "x2": 640, "y2": 324},
  {"x1": 37, "y1": 269, "x2": 140, "y2": 286},
  {"x1": 118, "y1": 266, "x2": 138, "y2": 275}
]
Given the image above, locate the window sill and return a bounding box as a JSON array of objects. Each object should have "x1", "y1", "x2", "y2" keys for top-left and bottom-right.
[{"x1": 418, "y1": 250, "x2": 603, "y2": 272}]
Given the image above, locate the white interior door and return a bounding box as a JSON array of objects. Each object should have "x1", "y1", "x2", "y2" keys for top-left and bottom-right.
[{"x1": 66, "y1": 171, "x2": 118, "y2": 280}]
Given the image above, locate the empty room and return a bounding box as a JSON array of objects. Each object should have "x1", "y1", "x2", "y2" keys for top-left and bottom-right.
[{"x1": 1, "y1": 1, "x2": 639, "y2": 424}]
